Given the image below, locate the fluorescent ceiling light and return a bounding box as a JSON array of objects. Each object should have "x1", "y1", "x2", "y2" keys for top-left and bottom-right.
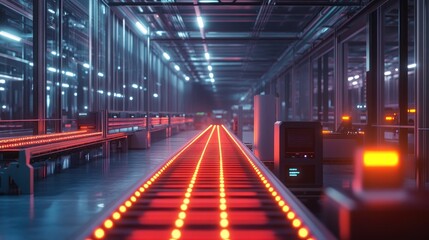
[
  {"x1": 347, "y1": 76, "x2": 354, "y2": 81},
  {"x1": 98, "y1": 72, "x2": 104, "y2": 77},
  {"x1": 210, "y1": 78, "x2": 215, "y2": 83},
  {"x1": 354, "y1": 75, "x2": 359, "y2": 79},
  {"x1": 174, "y1": 65, "x2": 180, "y2": 71},
  {"x1": 48, "y1": 9, "x2": 55, "y2": 14},
  {"x1": 65, "y1": 71, "x2": 75, "y2": 77},
  {"x1": 205, "y1": 52, "x2": 210, "y2": 60},
  {"x1": 47, "y1": 67, "x2": 57, "y2": 73},
  {"x1": 209, "y1": 72, "x2": 214, "y2": 78},
  {"x1": 408, "y1": 63, "x2": 416, "y2": 69},
  {"x1": 153, "y1": 93, "x2": 159, "y2": 98},
  {"x1": 163, "y1": 52, "x2": 171, "y2": 60},
  {"x1": 132, "y1": 84, "x2": 138, "y2": 89},
  {"x1": 83, "y1": 63, "x2": 90, "y2": 68},
  {"x1": 184, "y1": 76, "x2": 190, "y2": 81},
  {"x1": 199, "y1": 0, "x2": 218, "y2": 2},
  {"x1": 0, "y1": 31, "x2": 21, "y2": 42},
  {"x1": 208, "y1": 65, "x2": 212, "y2": 71},
  {"x1": 135, "y1": 21, "x2": 148, "y2": 35},
  {"x1": 384, "y1": 71, "x2": 392, "y2": 76},
  {"x1": 197, "y1": 17, "x2": 204, "y2": 28},
  {"x1": 0, "y1": 79, "x2": 5, "y2": 84}
]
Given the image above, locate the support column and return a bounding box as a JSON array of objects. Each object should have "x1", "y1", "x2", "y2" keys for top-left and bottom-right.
[
  {"x1": 33, "y1": 0, "x2": 46, "y2": 134},
  {"x1": 365, "y1": 10, "x2": 379, "y2": 145},
  {"x1": 416, "y1": 0, "x2": 429, "y2": 189},
  {"x1": 398, "y1": 0, "x2": 409, "y2": 181}
]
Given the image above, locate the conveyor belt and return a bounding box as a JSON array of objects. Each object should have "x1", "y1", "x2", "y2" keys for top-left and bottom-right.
[{"x1": 84, "y1": 125, "x2": 334, "y2": 240}]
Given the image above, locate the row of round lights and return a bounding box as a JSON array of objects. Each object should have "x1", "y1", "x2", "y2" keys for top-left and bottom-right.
[
  {"x1": 170, "y1": 126, "x2": 217, "y2": 240},
  {"x1": 220, "y1": 125, "x2": 314, "y2": 240},
  {"x1": 92, "y1": 125, "x2": 214, "y2": 239},
  {"x1": 0, "y1": 131, "x2": 100, "y2": 149},
  {"x1": 216, "y1": 126, "x2": 230, "y2": 240},
  {"x1": 0, "y1": 130, "x2": 87, "y2": 145}
]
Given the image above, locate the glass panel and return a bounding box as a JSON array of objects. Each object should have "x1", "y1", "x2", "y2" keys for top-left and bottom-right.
[
  {"x1": 62, "y1": 0, "x2": 90, "y2": 128},
  {"x1": 344, "y1": 28, "x2": 367, "y2": 129},
  {"x1": 293, "y1": 60, "x2": 311, "y2": 120},
  {"x1": 0, "y1": 2, "x2": 33, "y2": 136},
  {"x1": 96, "y1": 3, "x2": 108, "y2": 111},
  {"x1": 382, "y1": 2, "x2": 399, "y2": 145},
  {"x1": 312, "y1": 51, "x2": 335, "y2": 130}
]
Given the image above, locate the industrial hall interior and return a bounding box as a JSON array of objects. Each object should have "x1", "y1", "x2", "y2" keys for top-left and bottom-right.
[{"x1": 1, "y1": 0, "x2": 429, "y2": 239}]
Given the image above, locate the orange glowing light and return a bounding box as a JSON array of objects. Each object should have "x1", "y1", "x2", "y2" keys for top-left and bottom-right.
[
  {"x1": 298, "y1": 227, "x2": 309, "y2": 238},
  {"x1": 220, "y1": 229, "x2": 230, "y2": 240},
  {"x1": 408, "y1": 108, "x2": 416, "y2": 113},
  {"x1": 363, "y1": 151, "x2": 399, "y2": 167},
  {"x1": 220, "y1": 212, "x2": 228, "y2": 219},
  {"x1": 385, "y1": 116, "x2": 394, "y2": 121},
  {"x1": 288, "y1": 211, "x2": 296, "y2": 220},
  {"x1": 125, "y1": 201, "x2": 132, "y2": 207},
  {"x1": 175, "y1": 219, "x2": 184, "y2": 228},
  {"x1": 94, "y1": 228, "x2": 105, "y2": 239},
  {"x1": 278, "y1": 200, "x2": 285, "y2": 207},
  {"x1": 341, "y1": 116, "x2": 350, "y2": 121},
  {"x1": 112, "y1": 212, "x2": 121, "y2": 220},
  {"x1": 220, "y1": 219, "x2": 229, "y2": 227},
  {"x1": 119, "y1": 205, "x2": 126, "y2": 213},
  {"x1": 134, "y1": 191, "x2": 141, "y2": 197},
  {"x1": 322, "y1": 130, "x2": 332, "y2": 134},
  {"x1": 220, "y1": 204, "x2": 227, "y2": 210},
  {"x1": 292, "y1": 219, "x2": 302, "y2": 228},
  {"x1": 282, "y1": 205, "x2": 290, "y2": 213},
  {"x1": 171, "y1": 229, "x2": 181, "y2": 239},
  {"x1": 130, "y1": 196, "x2": 136, "y2": 202},
  {"x1": 179, "y1": 212, "x2": 186, "y2": 219},
  {"x1": 180, "y1": 204, "x2": 188, "y2": 211},
  {"x1": 104, "y1": 219, "x2": 113, "y2": 229}
]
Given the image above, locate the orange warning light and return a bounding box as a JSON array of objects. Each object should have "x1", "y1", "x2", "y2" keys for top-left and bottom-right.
[
  {"x1": 341, "y1": 116, "x2": 350, "y2": 121},
  {"x1": 363, "y1": 151, "x2": 399, "y2": 167}
]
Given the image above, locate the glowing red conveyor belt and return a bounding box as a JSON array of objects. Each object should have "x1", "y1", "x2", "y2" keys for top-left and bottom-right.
[{"x1": 83, "y1": 125, "x2": 333, "y2": 240}]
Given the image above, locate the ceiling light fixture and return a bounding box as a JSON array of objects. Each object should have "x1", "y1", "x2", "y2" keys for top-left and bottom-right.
[
  {"x1": 135, "y1": 21, "x2": 148, "y2": 35},
  {"x1": 163, "y1": 52, "x2": 171, "y2": 60},
  {"x1": 0, "y1": 31, "x2": 21, "y2": 42},
  {"x1": 208, "y1": 65, "x2": 213, "y2": 71},
  {"x1": 197, "y1": 17, "x2": 204, "y2": 28},
  {"x1": 205, "y1": 52, "x2": 210, "y2": 60},
  {"x1": 174, "y1": 65, "x2": 181, "y2": 71}
]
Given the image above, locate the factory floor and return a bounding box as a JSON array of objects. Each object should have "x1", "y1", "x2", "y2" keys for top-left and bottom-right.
[{"x1": 0, "y1": 128, "x2": 424, "y2": 240}]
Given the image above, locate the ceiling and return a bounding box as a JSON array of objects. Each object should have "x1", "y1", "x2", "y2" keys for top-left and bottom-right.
[{"x1": 108, "y1": 0, "x2": 369, "y2": 110}]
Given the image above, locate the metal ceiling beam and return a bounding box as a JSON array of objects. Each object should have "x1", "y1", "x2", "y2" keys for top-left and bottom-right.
[
  {"x1": 171, "y1": 59, "x2": 277, "y2": 63},
  {"x1": 152, "y1": 37, "x2": 299, "y2": 42},
  {"x1": 109, "y1": 1, "x2": 363, "y2": 7}
]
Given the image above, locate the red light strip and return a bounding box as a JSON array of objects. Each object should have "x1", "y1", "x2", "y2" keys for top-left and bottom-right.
[
  {"x1": 217, "y1": 126, "x2": 230, "y2": 239},
  {"x1": 0, "y1": 132, "x2": 101, "y2": 149},
  {"x1": 91, "y1": 125, "x2": 214, "y2": 239},
  {"x1": 170, "y1": 125, "x2": 216, "y2": 240},
  {"x1": 220, "y1": 125, "x2": 313, "y2": 240},
  {"x1": 0, "y1": 130, "x2": 88, "y2": 145}
]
